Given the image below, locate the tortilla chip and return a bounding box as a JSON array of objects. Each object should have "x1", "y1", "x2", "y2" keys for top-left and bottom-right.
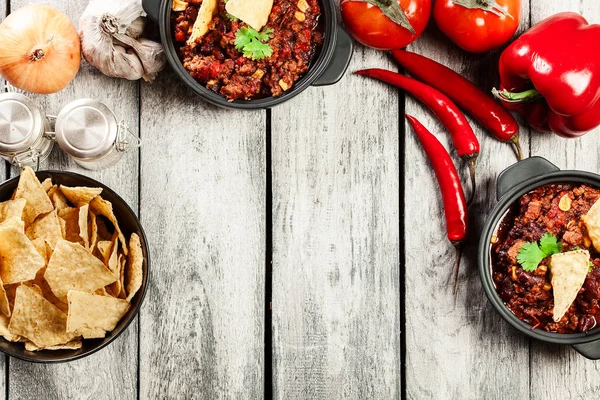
[
  {"x1": 58, "y1": 207, "x2": 83, "y2": 244},
  {"x1": 13, "y1": 167, "x2": 53, "y2": 226},
  {"x1": 90, "y1": 197, "x2": 127, "y2": 255},
  {"x1": 25, "y1": 339, "x2": 82, "y2": 352},
  {"x1": 0, "y1": 314, "x2": 20, "y2": 342},
  {"x1": 96, "y1": 216, "x2": 112, "y2": 242},
  {"x1": 550, "y1": 250, "x2": 590, "y2": 322},
  {"x1": 8, "y1": 285, "x2": 76, "y2": 348},
  {"x1": 0, "y1": 225, "x2": 45, "y2": 284},
  {"x1": 77, "y1": 326, "x2": 106, "y2": 339},
  {"x1": 33, "y1": 267, "x2": 68, "y2": 313},
  {"x1": 225, "y1": 0, "x2": 273, "y2": 30},
  {"x1": 50, "y1": 190, "x2": 69, "y2": 211},
  {"x1": 187, "y1": 0, "x2": 218, "y2": 44},
  {"x1": 583, "y1": 200, "x2": 600, "y2": 252},
  {"x1": 96, "y1": 240, "x2": 113, "y2": 264},
  {"x1": 79, "y1": 205, "x2": 90, "y2": 249},
  {"x1": 107, "y1": 234, "x2": 120, "y2": 273},
  {"x1": 89, "y1": 212, "x2": 98, "y2": 252},
  {"x1": 67, "y1": 290, "x2": 129, "y2": 334},
  {"x1": 0, "y1": 276, "x2": 10, "y2": 318},
  {"x1": 59, "y1": 186, "x2": 102, "y2": 207},
  {"x1": 41, "y1": 178, "x2": 53, "y2": 192},
  {"x1": 0, "y1": 216, "x2": 25, "y2": 233},
  {"x1": 31, "y1": 238, "x2": 47, "y2": 261},
  {"x1": 119, "y1": 253, "x2": 127, "y2": 298},
  {"x1": 125, "y1": 233, "x2": 143, "y2": 302},
  {"x1": 109, "y1": 253, "x2": 124, "y2": 297},
  {"x1": 0, "y1": 198, "x2": 26, "y2": 223},
  {"x1": 25, "y1": 210, "x2": 63, "y2": 250},
  {"x1": 45, "y1": 240, "x2": 117, "y2": 302}
]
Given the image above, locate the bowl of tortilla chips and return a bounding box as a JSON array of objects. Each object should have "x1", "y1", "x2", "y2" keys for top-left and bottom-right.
[{"x1": 0, "y1": 167, "x2": 149, "y2": 362}]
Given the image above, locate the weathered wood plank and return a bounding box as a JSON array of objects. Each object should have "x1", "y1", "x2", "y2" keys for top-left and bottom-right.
[
  {"x1": 529, "y1": 1, "x2": 600, "y2": 398},
  {"x1": 7, "y1": 1, "x2": 139, "y2": 399},
  {"x1": 270, "y1": 47, "x2": 401, "y2": 398},
  {"x1": 0, "y1": 0, "x2": 8, "y2": 397},
  {"x1": 404, "y1": 2, "x2": 532, "y2": 398},
  {"x1": 1, "y1": 0, "x2": 7, "y2": 179},
  {"x1": 138, "y1": 72, "x2": 266, "y2": 398}
]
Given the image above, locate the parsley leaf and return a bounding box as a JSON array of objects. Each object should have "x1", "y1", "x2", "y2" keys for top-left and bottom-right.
[
  {"x1": 234, "y1": 27, "x2": 274, "y2": 60},
  {"x1": 517, "y1": 233, "x2": 563, "y2": 272},
  {"x1": 539, "y1": 233, "x2": 562, "y2": 255},
  {"x1": 517, "y1": 242, "x2": 547, "y2": 272}
]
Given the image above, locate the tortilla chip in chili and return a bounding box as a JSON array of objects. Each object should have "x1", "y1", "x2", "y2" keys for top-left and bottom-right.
[{"x1": 550, "y1": 250, "x2": 590, "y2": 322}]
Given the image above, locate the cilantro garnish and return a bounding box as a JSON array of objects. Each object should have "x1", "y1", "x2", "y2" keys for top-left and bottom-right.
[
  {"x1": 235, "y1": 27, "x2": 273, "y2": 60},
  {"x1": 517, "y1": 233, "x2": 563, "y2": 272}
]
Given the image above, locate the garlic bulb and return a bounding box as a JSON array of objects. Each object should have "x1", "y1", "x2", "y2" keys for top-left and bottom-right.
[{"x1": 79, "y1": 0, "x2": 166, "y2": 82}]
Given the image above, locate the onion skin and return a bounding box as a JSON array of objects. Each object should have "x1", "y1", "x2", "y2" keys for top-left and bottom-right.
[{"x1": 0, "y1": 5, "x2": 81, "y2": 94}]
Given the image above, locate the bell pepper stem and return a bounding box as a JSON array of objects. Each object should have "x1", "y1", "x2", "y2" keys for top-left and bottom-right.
[{"x1": 492, "y1": 87, "x2": 543, "y2": 104}]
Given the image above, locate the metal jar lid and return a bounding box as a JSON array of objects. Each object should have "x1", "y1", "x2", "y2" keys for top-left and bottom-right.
[
  {"x1": 0, "y1": 92, "x2": 46, "y2": 153},
  {"x1": 55, "y1": 99, "x2": 118, "y2": 159}
]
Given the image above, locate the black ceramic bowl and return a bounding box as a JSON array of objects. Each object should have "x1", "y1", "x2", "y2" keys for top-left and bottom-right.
[
  {"x1": 479, "y1": 157, "x2": 600, "y2": 359},
  {"x1": 0, "y1": 171, "x2": 149, "y2": 363},
  {"x1": 142, "y1": 0, "x2": 353, "y2": 109}
]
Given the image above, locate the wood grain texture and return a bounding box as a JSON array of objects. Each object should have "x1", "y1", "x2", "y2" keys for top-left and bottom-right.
[
  {"x1": 138, "y1": 71, "x2": 266, "y2": 398},
  {"x1": 270, "y1": 47, "x2": 401, "y2": 398},
  {"x1": 529, "y1": 1, "x2": 600, "y2": 398},
  {"x1": 1, "y1": 0, "x2": 7, "y2": 181},
  {"x1": 404, "y1": 3, "x2": 532, "y2": 398},
  {"x1": 0, "y1": 0, "x2": 8, "y2": 396},
  {"x1": 7, "y1": 1, "x2": 139, "y2": 399}
]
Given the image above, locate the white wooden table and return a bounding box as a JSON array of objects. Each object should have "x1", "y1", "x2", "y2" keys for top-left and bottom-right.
[{"x1": 1, "y1": 0, "x2": 599, "y2": 398}]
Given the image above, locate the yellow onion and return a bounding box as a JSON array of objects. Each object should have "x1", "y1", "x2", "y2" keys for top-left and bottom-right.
[{"x1": 0, "y1": 5, "x2": 81, "y2": 94}]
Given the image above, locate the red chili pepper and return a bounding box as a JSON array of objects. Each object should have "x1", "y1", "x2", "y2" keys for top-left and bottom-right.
[
  {"x1": 406, "y1": 115, "x2": 468, "y2": 294},
  {"x1": 392, "y1": 50, "x2": 522, "y2": 160},
  {"x1": 494, "y1": 12, "x2": 600, "y2": 137},
  {"x1": 356, "y1": 68, "x2": 480, "y2": 203}
]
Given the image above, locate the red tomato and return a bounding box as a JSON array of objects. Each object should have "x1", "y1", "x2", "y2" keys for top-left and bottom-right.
[
  {"x1": 341, "y1": 0, "x2": 432, "y2": 50},
  {"x1": 433, "y1": 0, "x2": 521, "y2": 53}
]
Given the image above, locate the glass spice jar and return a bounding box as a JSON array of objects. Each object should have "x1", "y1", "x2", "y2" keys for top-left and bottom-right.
[
  {"x1": 54, "y1": 98, "x2": 140, "y2": 171},
  {"x1": 0, "y1": 93, "x2": 55, "y2": 169}
]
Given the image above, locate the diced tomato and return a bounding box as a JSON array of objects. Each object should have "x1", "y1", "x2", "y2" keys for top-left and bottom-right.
[{"x1": 175, "y1": 30, "x2": 185, "y2": 42}]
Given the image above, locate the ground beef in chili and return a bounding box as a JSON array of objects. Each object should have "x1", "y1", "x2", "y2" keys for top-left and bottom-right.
[
  {"x1": 492, "y1": 183, "x2": 600, "y2": 333},
  {"x1": 172, "y1": 0, "x2": 323, "y2": 101}
]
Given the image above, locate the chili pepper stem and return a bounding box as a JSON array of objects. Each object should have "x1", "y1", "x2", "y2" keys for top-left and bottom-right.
[
  {"x1": 511, "y1": 135, "x2": 524, "y2": 161},
  {"x1": 492, "y1": 87, "x2": 543, "y2": 104},
  {"x1": 466, "y1": 157, "x2": 477, "y2": 206},
  {"x1": 451, "y1": 243, "x2": 462, "y2": 295}
]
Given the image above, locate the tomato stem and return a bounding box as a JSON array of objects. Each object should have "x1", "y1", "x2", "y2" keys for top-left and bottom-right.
[
  {"x1": 347, "y1": 0, "x2": 416, "y2": 33},
  {"x1": 451, "y1": 0, "x2": 513, "y2": 18}
]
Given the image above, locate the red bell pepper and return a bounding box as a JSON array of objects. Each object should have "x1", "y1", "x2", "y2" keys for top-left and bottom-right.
[{"x1": 494, "y1": 12, "x2": 600, "y2": 138}]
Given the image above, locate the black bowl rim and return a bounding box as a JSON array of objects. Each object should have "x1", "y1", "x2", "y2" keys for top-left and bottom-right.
[
  {"x1": 479, "y1": 170, "x2": 600, "y2": 345},
  {"x1": 0, "y1": 170, "x2": 149, "y2": 363},
  {"x1": 158, "y1": 0, "x2": 337, "y2": 109}
]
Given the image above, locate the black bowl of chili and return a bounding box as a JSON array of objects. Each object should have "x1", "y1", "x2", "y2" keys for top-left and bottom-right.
[
  {"x1": 479, "y1": 156, "x2": 600, "y2": 360},
  {"x1": 143, "y1": 0, "x2": 352, "y2": 109}
]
